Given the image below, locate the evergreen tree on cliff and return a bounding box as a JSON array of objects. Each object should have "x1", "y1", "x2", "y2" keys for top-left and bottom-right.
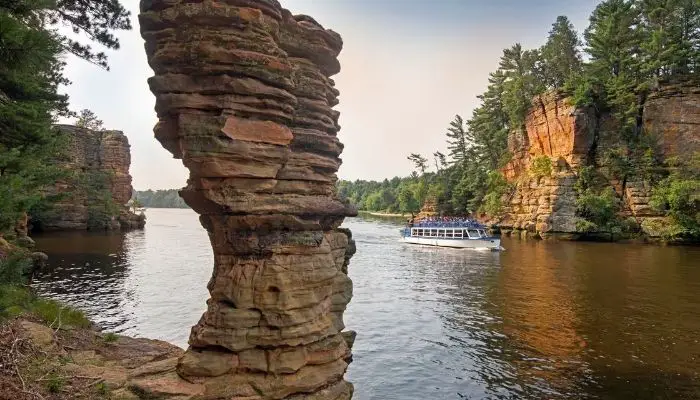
[
  {"x1": 541, "y1": 16, "x2": 583, "y2": 88},
  {"x1": 584, "y1": 0, "x2": 644, "y2": 131},
  {"x1": 0, "y1": 0, "x2": 131, "y2": 232}
]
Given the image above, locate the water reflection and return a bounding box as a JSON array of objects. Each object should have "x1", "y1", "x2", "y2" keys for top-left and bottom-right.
[
  {"x1": 33, "y1": 209, "x2": 212, "y2": 346},
  {"x1": 31, "y1": 231, "x2": 131, "y2": 331},
  {"x1": 30, "y1": 211, "x2": 700, "y2": 399}
]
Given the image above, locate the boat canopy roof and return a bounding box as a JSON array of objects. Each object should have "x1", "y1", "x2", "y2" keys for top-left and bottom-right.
[{"x1": 411, "y1": 220, "x2": 487, "y2": 229}]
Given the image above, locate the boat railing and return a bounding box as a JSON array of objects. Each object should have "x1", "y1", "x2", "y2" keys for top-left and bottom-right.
[{"x1": 410, "y1": 221, "x2": 487, "y2": 229}]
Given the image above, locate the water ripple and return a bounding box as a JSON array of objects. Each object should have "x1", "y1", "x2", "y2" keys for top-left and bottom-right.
[{"x1": 31, "y1": 210, "x2": 700, "y2": 400}]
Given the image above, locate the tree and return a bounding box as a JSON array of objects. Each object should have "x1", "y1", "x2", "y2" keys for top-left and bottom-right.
[
  {"x1": 638, "y1": 0, "x2": 700, "y2": 79},
  {"x1": 0, "y1": 0, "x2": 131, "y2": 233},
  {"x1": 585, "y1": 0, "x2": 641, "y2": 79},
  {"x1": 407, "y1": 153, "x2": 429, "y2": 175},
  {"x1": 75, "y1": 109, "x2": 104, "y2": 131},
  {"x1": 445, "y1": 115, "x2": 469, "y2": 166},
  {"x1": 499, "y1": 44, "x2": 544, "y2": 128},
  {"x1": 541, "y1": 16, "x2": 583, "y2": 88},
  {"x1": 47, "y1": 1, "x2": 132, "y2": 69}
]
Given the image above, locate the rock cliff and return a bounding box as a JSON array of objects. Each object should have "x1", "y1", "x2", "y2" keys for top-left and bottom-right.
[
  {"x1": 497, "y1": 83, "x2": 699, "y2": 240},
  {"x1": 34, "y1": 125, "x2": 144, "y2": 231},
  {"x1": 140, "y1": 1, "x2": 356, "y2": 398}
]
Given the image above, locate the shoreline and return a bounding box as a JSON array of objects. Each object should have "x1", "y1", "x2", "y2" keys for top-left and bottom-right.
[{"x1": 357, "y1": 210, "x2": 409, "y2": 218}]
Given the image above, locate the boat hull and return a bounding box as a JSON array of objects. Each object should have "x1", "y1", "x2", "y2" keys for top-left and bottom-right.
[{"x1": 401, "y1": 236, "x2": 501, "y2": 250}]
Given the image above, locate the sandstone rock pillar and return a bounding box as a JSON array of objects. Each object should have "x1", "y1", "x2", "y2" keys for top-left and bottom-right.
[{"x1": 139, "y1": 1, "x2": 356, "y2": 398}]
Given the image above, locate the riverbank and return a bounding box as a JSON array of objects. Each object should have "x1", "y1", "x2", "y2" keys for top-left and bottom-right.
[{"x1": 357, "y1": 210, "x2": 408, "y2": 218}]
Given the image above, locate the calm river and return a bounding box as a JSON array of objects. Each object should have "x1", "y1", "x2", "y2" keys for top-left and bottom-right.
[{"x1": 32, "y1": 209, "x2": 700, "y2": 399}]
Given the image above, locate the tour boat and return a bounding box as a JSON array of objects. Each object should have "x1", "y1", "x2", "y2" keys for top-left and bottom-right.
[{"x1": 400, "y1": 220, "x2": 502, "y2": 250}]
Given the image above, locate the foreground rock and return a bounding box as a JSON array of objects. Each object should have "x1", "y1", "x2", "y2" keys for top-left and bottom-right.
[
  {"x1": 0, "y1": 317, "x2": 197, "y2": 400},
  {"x1": 34, "y1": 125, "x2": 145, "y2": 232},
  {"x1": 140, "y1": 1, "x2": 356, "y2": 398}
]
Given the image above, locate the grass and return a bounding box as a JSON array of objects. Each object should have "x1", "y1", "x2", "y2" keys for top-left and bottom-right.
[
  {"x1": 0, "y1": 285, "x2": 90, "y2": 328},
  {"x1": 95, "y1": 382, "x2": 110, "y2": 396},
  {"x1": 46, "y1": 372, "x2": 66, "y2": 393},
  {"x1": 102, "y1": 332, "x2": 118, "y2": 343}
]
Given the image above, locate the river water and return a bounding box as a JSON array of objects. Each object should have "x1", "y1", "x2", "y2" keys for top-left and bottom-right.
[{"x1": 31, "y1": 209, "x2": 700, "y2": 399}]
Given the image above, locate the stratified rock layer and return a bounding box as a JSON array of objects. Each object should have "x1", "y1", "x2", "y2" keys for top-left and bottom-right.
[
  {"x1": 498, "y1": 84, "x2": 700, "y2": 239},
  {"x1": 38, "y1": 125, "x2": 144, "y2": 231},
  {"x1": 139, "y1": 1, "x2": 356, "y2": 398}
]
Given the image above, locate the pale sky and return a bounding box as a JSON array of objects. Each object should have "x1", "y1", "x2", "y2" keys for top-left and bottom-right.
[{"x1": 58, "y1": 0, "x2": 599, "y2": 190}]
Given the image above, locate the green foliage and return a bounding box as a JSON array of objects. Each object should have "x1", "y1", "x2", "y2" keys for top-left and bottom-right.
[
  {"x1": 482, "y1": 171, "x2": 510, "y2": 216},
  {"x1": 96, "y1": 382, "x2": 110, "y2": 396},
  {"x1": 341, "y1": 1, "x2": 699, "y2": 225},
  {"x1": 1, "y1": 0, "x2": 131, "y2": 232},
  {"x1": 134, "y1": 189, "x2": 189, "y2": 209},
  {"x1": 575, "y1": 188, "x2": 620, "y2": 233},
  {"x1": 649, "y1": 156, "x2": 700, "y2": 239},
  {"x1": 46, "y1": 373, "x2": 65, "y2": 393},
  {"x1": 529, "y1": 156, "x2": 553, "y2": 178},
  {"x1": 83, "y1": 171, "x2": 120, "y2": 230},
  {"x1": 541, "y1": 16, "x2": 583, "y2": 89},
  {"x1": 0, "y1": 285, "x2": 90, "y2": 327},
  {"x1": 103, "y1": 332, "x2": 119, "y2": 343},
  {"x1": 0, "y1": 249, "x2": 32, "y2": 285},
  {"x1": 573, "y1": 167, "x2": 633, "y2": 237},
  {"x1": 75, "y1": 108, "x2": 104, "y2": 131}
]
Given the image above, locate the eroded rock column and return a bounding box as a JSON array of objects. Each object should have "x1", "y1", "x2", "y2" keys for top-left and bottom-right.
[{"x1": 139, "y1": 1, "x2": 356, "y2": 398}]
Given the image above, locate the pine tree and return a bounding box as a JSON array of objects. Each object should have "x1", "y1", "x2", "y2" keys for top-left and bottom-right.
[
  {"x1": 0, "y1": 0, "x2": 131, "y2": 232},
  {"x1": 585, "y1": 0, "x2": 642, "y2": 79},
  {"x1": 407, "y1": 153, "x2": 429, "y2": 175},
  {"x1": 541, "y1": 16, "x2": 583, "y2": 88},
  {"x1": 499, "y1": 44, "x2": 545, "y2": 128},
  {"x1": 445, "y1": 115, "x2": 469, "y2": 166}
]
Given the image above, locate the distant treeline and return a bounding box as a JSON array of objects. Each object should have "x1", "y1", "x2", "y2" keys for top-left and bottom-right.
[{"x1": 133, "y1": 189, "x2": 189, "y2": 209}]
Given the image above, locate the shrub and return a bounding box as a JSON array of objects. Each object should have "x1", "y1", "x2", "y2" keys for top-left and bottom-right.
[
  {"x1": 46, "y1": 373, "x2": 65, "y2": 393},
  {"x1": 103, "y1": 332, "x2": 119, "y2": 343},
  {"x1": 0, "y1": 250, "x2": 32, "y2": 285},
  {"x1": 530, "y1": 156, "x2": 553, "y2": 178},
  {"x1": 482, "y1": 171, "x2": 510, "y2": 216},
  {"x1": 649, "y1": 156, "x2": 700, "y2": 240}
]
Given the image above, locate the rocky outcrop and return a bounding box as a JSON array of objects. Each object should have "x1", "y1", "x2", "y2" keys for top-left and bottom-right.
[
  {"x1": 498, "y1": 84, "x2": 699, "y2": 239},
  {"x1": 502, "y1": 92, "x2": 596, "y2": 181},
  {"x1": 140, "y1": 1, "x2": 356, "y2": 398},
  {"x1": 34, "y1": 125, "x2": 145, "y2": 231},
  {"x1": 1, "y1": 316, "x2": 198, "y2": 400},
  {"x1": 643, "y1": 83, "x2": 700, "y2": 162}
]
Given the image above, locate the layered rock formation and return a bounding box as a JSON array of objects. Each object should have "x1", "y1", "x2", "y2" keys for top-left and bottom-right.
[
  {"x1": 35, "y1": 125, "x2": 144, "y2": 231},
  {"x1": 498, "y1": 83, "x2": 699, "y2": 239},
  {"x1": 139, "y1": 1, "x2": 356, "y2": 398}
]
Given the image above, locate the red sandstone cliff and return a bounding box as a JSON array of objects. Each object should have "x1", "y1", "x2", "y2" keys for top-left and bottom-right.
[
  {"x1": 498, "y1": 83, "x2": 699, "y2": 239},
  {"x1": 34, "y1": 125, "x2": 144, "y2": 231}
]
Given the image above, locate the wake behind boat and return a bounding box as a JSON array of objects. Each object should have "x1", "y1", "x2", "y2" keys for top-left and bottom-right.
[{"x1": 400, "y1": 218, "x2": 502, "y2": 250}]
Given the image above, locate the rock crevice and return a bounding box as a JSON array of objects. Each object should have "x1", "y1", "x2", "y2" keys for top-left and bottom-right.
[{"x1": 140, "y1": 1, "x2": 356, "y2": 398}]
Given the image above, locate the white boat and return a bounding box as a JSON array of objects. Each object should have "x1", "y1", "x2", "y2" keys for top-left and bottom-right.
[{"x1": 400, "y1": 222, "x2": 502, "y2": 250}]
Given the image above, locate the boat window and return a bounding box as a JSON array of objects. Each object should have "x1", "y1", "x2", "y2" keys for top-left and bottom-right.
[
  {"x1": 437, "y1": 229, "x2": 445, "y2": 237},
  {"x1": 446, "y1": 229, "x2": 453, "y2": 238},
  {"x1": 454, "y1": 229, "x2": 463, "y2": 238},
  {"x1": 478, "y1": 229, "x2": 486, "y2": 237},
  {"x1": 467, "y1": 229, "x2": 480, "y2": 238}
]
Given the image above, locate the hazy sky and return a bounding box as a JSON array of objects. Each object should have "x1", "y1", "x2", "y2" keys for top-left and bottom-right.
[{"x1": 58, "y1": 0, "x2": 600, "y2": 190}]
